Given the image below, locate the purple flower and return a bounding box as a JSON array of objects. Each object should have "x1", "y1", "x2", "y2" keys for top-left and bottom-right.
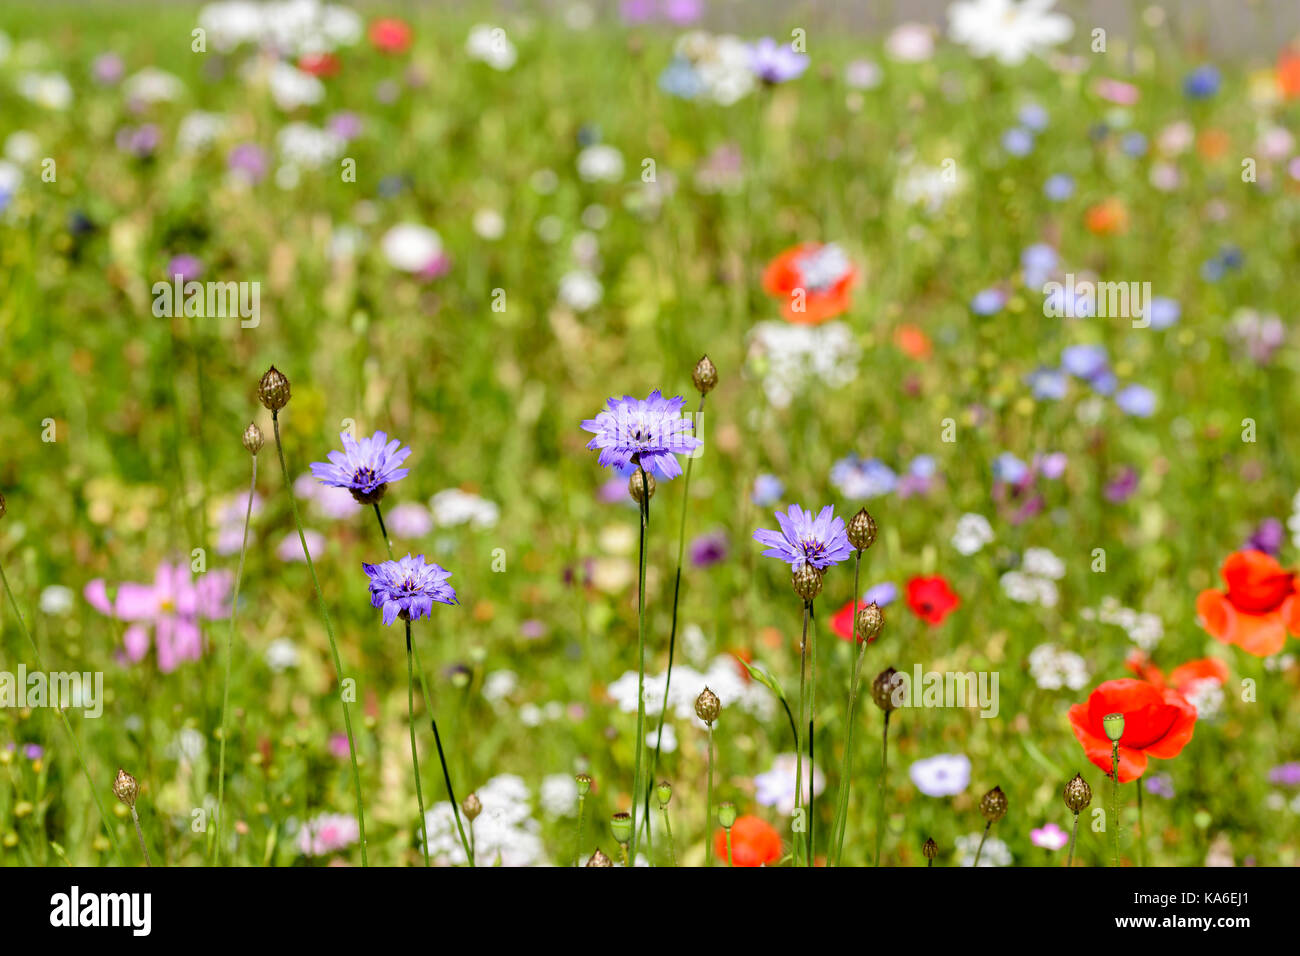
[
  {"x1": 580, "y1": 390, "x2": 702, "y2": 480},
  {"x1": 863, "y1": 581, "x2": 898, "y2": 607},
  {"x1": 690, "y1": 530, "x2": 729, "y2": 567},
  {"x1": 386, "y1": 502, "x2": 433, "y2": 539},
  {"x1": 167, "y1": 254, "x2": 203, "y2": 282},
  {"x1": 1104, "y1": 466, "x2": 1139, "y2": 503},
  {"x1": 362, "y1": 554, "x2": 457, "y2": 626},
  {"x1": 909, "y1": 753, "x2": 971, "y2": 797},
  {"x1": 1183, "y1": 64, "x2": 1220, "y2": 99},
  {"x1": 1268, "y1": 762, "x2": 1300, "y2": 786},
  {"x1": 1021, "y1": 243, "x2": 1058, "y2": 287},
  {"x1": 749, "y1": 37, "x2": 809, "y2": 84},
  {"x1": 1031, "y1": 822, "x2": 1069, "y2": 850},
  {"x1": 327, "y1": 111, "x2": 364, "y2": 141},
  {"x1": 752, "y1": 473, "x2": 784, "y2": 507},
  {"x1": 1026, "y1": 367, "x2": 1067, "y2": 401},
  {"x1": 753, "y1": 504, "x2": 853, "y2": 571},
  {"x1": 116, "y1": 124, "x2": 160, "y2": 158},
  {"x1": 992, "y1": 453, "x2": 1030, "y2": 485},
  {"x1": 899, "y1": 455, "x2": 937, "y2": 498},
  {"x1": 970, "y1": 287, "x2": 1007, "y2": 314},
  {"x1": 1018, "y1": 103, "x2": 1049, "y2": 131},
  {"x1": 1145, "y1": 773, "x2": 1176, "y2": 798},
  {"x1": 1149, "y1": 297, "x2": 1180, "y2": 329},
  {"x1": 1245, "y1": 518, "x2": 1285, "y2": 557},
  {"x1": 1061, "y1": 344, "x2": 1108, "y2": 381},
  {"x1": 278, "y1": 529, "x2": 325, "y2": 562},
  {"x1": 1001, "y1": 127, "x2": 1034, "y2": 156},
  {"x1": 1044, "y1": 173, "x2": 1074, "y2": 201},
  {"x1": 228, "y1": 143, "x2": 269, "y2": 185},
  {"x1": 309, "y1": 431, "x2": 412, "y2": 504},
  {"x1": 23, "y1": 744, "x2": 44, "y2": 760},
  {"x1": 1115, "y1": 384, "x2": 1156, "y2": 418},
  {"x1": 830, "y1": 455, "x2": 897, "y2": 498},
  {"x1": 93, "y1": 52, "x2": 125, "y2": 86}
]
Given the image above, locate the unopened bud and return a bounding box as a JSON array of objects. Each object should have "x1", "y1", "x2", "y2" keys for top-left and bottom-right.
[
  {"x1": 846, "y1": 508, "x2": 877, "y2": 551},
  {"x1": 694, "y1": 687, "x2": 721, "y2": 724},
  {"x1": 692, "y1": 354, "x2": 718, "y2": 395},
  {"x1": 585, "y1": 847, "x2": 613, "y2": 867},
  {"x1": 871, "y1": 667, "x2": 900, "y2": 712},
  {"x1": 257, "y1": 365, "x2": 291, "y2": 412},
  {"x1": 242, "y1": 422, "x2": 264, "y2": 455},
  {"x1": 461, "y1": 792, "x2": 482, "y2": 821},
  {"x1": 855, "y1": 602, "x2": 884, "y2": 643},
  {"x1": 1063, "y1": 773, "x2": 1092, "y2": 813},
  {"x1": 922, "y1": 837, "x2": 938, "y2": 860},
  {"x1": 980, "y1": 786, "x2": 1008, "y2": 823},
  {"x1": 717, "y1": 801, "x2": 737, "y2": 829},
  {"x1": 656, "y1": 781, "x2": 672, "y2": 808},
  {"x1": 629, "y1": 469, "x2": 655, "y2": 504},
  {"x1": 792, "y1": 563, "x2": 824, "y2": 601},
  {"x1": 113, "y1": 768, "x2": 139, "y2": 809}
]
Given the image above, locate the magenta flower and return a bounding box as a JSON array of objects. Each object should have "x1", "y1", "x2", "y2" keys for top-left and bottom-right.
[
  {"x1": 1030, "y1": 822, "x2": 1070, "y2": 851},
  {"x1": 84, "y1": 561, "x2": 232, "y2": 672}
]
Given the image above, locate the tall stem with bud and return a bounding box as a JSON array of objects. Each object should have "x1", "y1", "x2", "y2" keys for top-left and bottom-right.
[
  {"x1": 1103, "y1": 712, "x2": 1125, "y2": 868},
  {"x1": 791, "y1": 563, "x2": 822, "y2": 867},
  {"x1": 870, "y1": 667, "x2": 899, "y2": 866},
  {"x1": 696, "y1": 687, "x2": 720, "y2": 866},
  {"x1": 1063, "y1": 773, "x2": 1092, "y2": 868},
  {"x1": 973, "y1": 786, "x2": 1007, "y2": 867},
  {"x1": 629, "y1": 463, "x2": 653, "y2": 865}
]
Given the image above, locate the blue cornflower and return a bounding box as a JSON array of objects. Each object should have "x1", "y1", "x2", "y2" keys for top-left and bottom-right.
[
  {"x1": 1021, "y1": 243, "x2": 1058, "y2": 288},
  {"x1": 992, "y1": 453, "x2": 1030, "y2": 485},
  {"x1": 1148, "y1": 296, "x2": 1180, "y2": 329},
  {"x1": 753, "y1": 504, "x2": 853, "y2": 571},
  {"x1": 863, "y1": 581, "x2": 898, "y2": 607},
  {"x1": 1120, "y1": 131, "x2": 1147, "y2": 157},
  {"x1": 362, "y1": 554, "x2": 457, "y2": 626},
  {"x1": 752, "y1": 473, "x2": 784, "y2": 507},
  {"x1": 1002, "y1": 127, "x2": 1035, "y2": 157},
  {"x1": 970, "y1": 288, "x2": 1007, "y2": 315},
  {"x1": 1018, "y1": 103, "x2": 1049, "y2": 132},
  {"x1": 1044, "y1": 174, "x2": 1074, "y2": 201},
  {"x1": 1026, "y1": 367, "x2": 1067, "y2": 401},
  {"x1": 310, "y1": 430, "x2": 412, "y2": 504},
  {"x1": 581, "y1": 390, "x2": 702, "y2": 480},
  {"x1": 749, "y1": 37, "x2": 809, "y2": 84},
  {"x1": 1183, "y1": 65, "x2": 1220, "y2": 99},
  {"x1": 830, "y1": 455, "x2": 897, "y2": 498},
  {"x1": 1061, "y1": 344, "x2": 1109, "y2": 381},
  {"x1": 1115, "y1": 384, "x2": 1157, "y2": 418}
]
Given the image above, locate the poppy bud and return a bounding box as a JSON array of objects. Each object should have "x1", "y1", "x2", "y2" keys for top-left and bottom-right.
[
  {"x1": 575, "y1": 772, "x2": 592, "y2": 796},
  {"x1": 855, "y1": 602, "x2": 884, "y2": 642},
  {"x1": 461, "y1": 792, "x2": 482, "y2": 821},
  {"x1": 257, "y1": 365, "x2": 291, "y2": 412},
  {"x1": 113, "y1": 768, "x2": 139, "y2": 809},
  {"x1": 792, "y1": 564, "x2": 824, "y2": 601},
  {"x1": 242, "y1": 422, "x2": 264, "y2": 456},
  {"x1": 717, "y1": 801, "x2": 737, "y2": 829},
  {"x1": 979, "y1": 786, "x2": 1008, "y2": 823},
  {"x1": 922, "y1": 837, "x2": 938, "y2": 860},
  {"x1": 628, "y1": 468, "x2": 655, "y2": 504},
  {"x1": 695, "y1": 686, "x2": 721, "y2": 724},
  {"x1": 846, "y1": 507, "x2": 877, "y2": 551},
  {"x1": 871, "y1": 667, "x2": 900, "y2": 712},
  {"x1": 1063, "y1": 773, "x2": 1092, "y2": 813},
  {"x1": 585, "y1": 848, "x2": 613, "y2": 867},
  {"x1": 1103, "y1": 712, "x2": 1125, "y2": 742},
  {"x1": 656, "y1": 781, "x2": 672, "y2": 808},
  {"x1": 610, "y1": 811, "x2": 632, "y2": 846},
  {"x1": 692, "y1": 354, "x2": 718, "y2": 395}
]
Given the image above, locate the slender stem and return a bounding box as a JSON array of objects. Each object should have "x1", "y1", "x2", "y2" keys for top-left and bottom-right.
[
  {"x1": 129, "y1": 807, "x2": 152, "y2": 867},
  {"x1": 875, "y1": 709, "x2": 890, "y2": 866},
  {"x1": 372, "y1": 501, "x2": 392, "y2": 557},
  {"x1": 0, "y1": 560, "x2": 124, "y2": 863},
  {"x1": 705, "y1": 722, "x2": 715, "y2": 865},
  {"x1": 830, "y1": 550, "x2": 863, "y2": 866},
  {"x1": 619, "y1": 843, "x2": 630, "y2": 868},
  {"x1": 576, "y1": 795, "x2": 586, "y2": 867},
  {"x1": 271, "y1": 411, "x2": 368, "y2": 866},
  {"x1": 1136, "y1": 780, "x2": 1145, "y2": 867},
  {"x1": 1066, "y1": 811, "x2": 1080, "y2": 868},
  {"x1": 725, "y1": 827, "x2": 733, "y2": 867},
  {"x1": 215, "y1": 455, "x2": 256, "y2": 864},
  {"x1": 927, "y1": 856, "x2": 933, "y2": 867},
  {"x1": 430, "y1": 712, "x2": 474, "y2": 865},
  {"x1": 1111, "y1": 742, "x2": 1121, "y2": 867},
  {"x1": 973, "y1": 820, "x2": 991, "y2": 867},
  {"x1": 406, "y1": 621, "x2": 430, "y2": 866},
  {"x1": 661, "y1": 806, "x2": 677, "y2": 866},
  {"x1": 807, "y1": 600, "x2": 817, "y2": 867},
  {"x1": 794, "y1": 600, "x2": 810, "y2": 866},
  {"x1": 629, "y1": 464, "x2": 650, "y2": 864}
]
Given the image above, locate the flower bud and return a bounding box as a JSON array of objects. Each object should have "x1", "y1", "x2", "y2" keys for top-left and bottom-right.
[
  {"x1": 792, "y1": 563, "x2": 824, "y2": 601},
  {"x1": 113, "y1": 768, "x2": 139, "y2": 809},
  {"x1": 656, "y1": 781, "x2": 672, "y2": 808},
  {"x1": 610, "y1": 811, "x2": 632, "y2": 846},
  {"x1": 257, "y1": 365, "x2": 291, "y2": 412},
  {"x1": 717, "y1": 801, "x2": 737, "y2": 829},
  {"x1": 242, "y1": 422, "x2": 264, "y2": 456},
  {"x1": 1103, "y1": 712, "x2": 1125, "y2": 742},
  {"x1": 628, "y1": 468, "x2": 655, "y2": 504},
  {"x1": 855, "y1": 602, "x2": 884, "y2": 643},
  {"x1": 694, "y1": 686, "x2": 721, "y2": 724},
  {"x1": 585, "y1": 848, "x2": 613, "y2": 867},
  {"x1": 922, "y1": 837, "x2": 938, "y2": 860},
  {"x1": 1063, "y1": 773, "x2": 1092, "y2": 813},
  {"x1": 692, "y1": 354, "x2": 718, "y2": 395},
  {"x1": 980, "y1": 786, "x2": 1007, "y2": 823},
  {"x1": 871, "y1": 667, "x2": 900, "y2": 712},
  {"x1": 461, "y1": 792, "x2": 482, "y2": 821},
  {"x1": 846, "y1": 508, "x2": 877, "y2": 551},
  {"x1": 575, "y1": 772, "x2": 592, "y2": 796}
]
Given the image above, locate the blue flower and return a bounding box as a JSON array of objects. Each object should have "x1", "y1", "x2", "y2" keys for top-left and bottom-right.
[
  {"x1": 1026, "y1": 367, "x2": 1067, "y2": 401},
  {"x1": 1061, "y1": 344, "x2": 1109, "y2": 381},
  {"x1": 1018, "y1": 103, "x2": 1049, "y2": 132},
  {"x1": 970, "y1": 288, "x2": 1007, "y2": 315},
  {"x1": 1183, "y1": 65, "x2": 1220, "y2": 99},
  {"x1": 1115, "y1": 384, "x2": 1156, "y2": 418},
  {"x1": 749, "y1": 37, "x2": 809, "y2": 84},
  {"x1": 830, "y1": 455, "x2": 897, "y2": 498},
  {"x1": 362, "y1": 554, "x2": 457, "y2": 626},
  {"x1": 753, "y1": 504, "x2": 853, "y2": 571},
  {"x1": 1002, "y1": 127, "x2": 1034, "y2": 157},
  {"x1": 751, "y1": 473, "x2": 784, "y2": 507},
  {"x1": 1148, "y1": 296, "x2": 1180, "y2": 329},
  {"x1": 1044, "y1": 174, "x2": 1074, "y2": 201},
  {"x1": 992, "y1": 453, "x2": 1030, "y2": 485},
  {"x1": 1021, "y1": 243, "x2": 1058, "y2": 288},
  {"x1": 1121, "y1": 131, "x2": 1147, "y2": 157},
  {"x1": 658, "y1": 56, "x2": 704, "y2": 99},
  {"x1": 581, "y1": 390, "x2": 703, "y2": 480},
  {"x1": 310, "y1": 430, "x2": 412, "y2": 504},
  {"x1": 863, "y1": 581, "x2": 898, "y2": 607}
]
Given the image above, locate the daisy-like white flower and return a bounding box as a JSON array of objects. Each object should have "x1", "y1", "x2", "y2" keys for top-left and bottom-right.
[
  {"x1": 753, "y1": 504, "x2": 853, "y2": 571},
  {"x1": 581, "y1": 390, "x2": 702, "y2": 480},
  {"x1": 362, "y1": 554, "x2": 457, "y2": 626},
  {"x1": 309, "y1": 430, "x2": 411, "y2": 504},
  {"x1": 947, "y1": 0, "x2": 1073, "y2": 66}
]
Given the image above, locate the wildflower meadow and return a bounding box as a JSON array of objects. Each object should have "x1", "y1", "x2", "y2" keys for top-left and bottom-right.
[{"x1": 1, "y1": 0, "x2": 1299, "y2": 908}]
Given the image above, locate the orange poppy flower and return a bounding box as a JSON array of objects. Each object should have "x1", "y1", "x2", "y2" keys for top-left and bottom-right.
[
  {"x1": 1068, "y1": 679, "x2": 1197, "y2": 783},
  {"x1": 1125, "y1": 652, "x2": 1229, "y2": 695},
  {"x1": 894, "y1": 323, "x2": 932, "y2": 360},
  {"x1": 1196, "y1": 549, "x2": 1300, "y2": 656},
  {"x1": 713, "y1": 815, "x2": 782, "y2": 866},
  {"x1": 1196, "y1": 128, "x2": 1230, "y2": 160},
  {"x1": 1084, "y1": 198, "x2": 1128, "y2": 236},
  {"x1": 1280, "y1": 49, "x2": 1300, "y2": 100},
  {"x1": 762, "y1": 242, "x2": 857, "y2": 324}
]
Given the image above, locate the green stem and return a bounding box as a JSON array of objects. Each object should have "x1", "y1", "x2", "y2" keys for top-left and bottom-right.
[
  {"x1": 629, "y1": 464, "x2": 650, "y2": 865},
  {"x1": 972, "y1": 820, "x2": 991, "y2": 867},
  {"x1": 1137, "y1": 779, "x2": 1145, "y2": 867},
  {"x1": 0, "y1": 559, "x2": 124, "y2": 863},
  {"x1": 1111, "y1": 742, "x2": 1121, "y2": 867},
  {"x1": 794, "y1": 599, "x2": 810, "y2": 867},
  {"x1": 215, "y1": 454, "x2": 256, "y2": 864},
  {"x1": 705, "y1": 722, "x2": 715, "y2": 866},
  {"x1": 830, "y1": 550, "x2": 864, "y2": 866},
  {"x1": 406, "y1": 621, "x2": 430, "y2": 867},
  {"x1": 576, "y1": 795, "x2": 586, "y2": 867},
  {"x1": 661, "y1": 806, "x2": 677, "y2": 866},
  {"x1": 1066, "y1": 811, "x2": 1079, "y2": 868},
  {"x1": 725, "y1": 827, "x2": 733, "y2": 867},
  {"x1": 130, "y1": 807, "x2": 152, "y2": 867},
  {"x1": 875, "y1": 710, "x2": 890, "y2": 866},
  {"x1": 271, "y1": 411, "x2": 368, "y2": 866},
  {"x1": 807, "y1": 600, "x2": 817, "y2": 867},
  {"x1": 430, "y1": 710, "x2": 474, "y2": 866}
]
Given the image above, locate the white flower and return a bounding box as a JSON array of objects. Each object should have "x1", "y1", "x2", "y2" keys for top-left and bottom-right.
[
  {"x1": 1183, "y1": 679, "x2": 1224, "y2": 720},
  {"x1": 948, "y1": 0, "x2": 1073, "y2": 66},
  {"x1": 558, "y1": 270, "x2": 603, "y2": 311},
  {"x1": 423, "y1": 773, "x2": 544, "y2": 866},
  {"x1": 955, "y1": 831, "x2": 1011, "y2": 866},
  {"x1": 1022, "y1": 547, "x2": 1065, "y2": 580},
  {"x1": 177, "y1": 112, "x2": 228, "y2": 153},
  {"x1": 1001, "y1": 570, "x2": 1057, "y2": 607},
  {"x1": 646, "y1": 723, "x2": 677, "y2": 754},
  {"x1": 39, "y1": 585, "x2": 74, "y2": 615},
  {"x1": 754, "y1": 753, "x2": 824, "y2": 814},
  {"x1": 381, "y1": 223, "x2": 443, "y2": 273},
  {"x1": 1086, "y1": 597, "x2": 1164, "y2": 650},
  {"x1": 482, "y1": 670, "x2": 518, "y2": 703},
  {"x1": 894, "y1": 157, "x2": 965, "y2": 213},
  {"x1": 466, "y1": 24, "x2": 517, "y2": 70},
  {"x1": 576, "y1": 144, "x2": 624, "y2": 183},
  {"x1": 540, "y1": 774, "x2": 579, "y2": 816},
  {"x1": 1027, "y1": 643, "x2": 1088, "y2": 690},
  {"x1": 675, "y1": 31, "x2": 755, "y2": 105},
  {"x1": 473, "y1": 208, "x2": 506, "y2": 240},
  {"x1": 265, "y1": 638, "x2": 299, "y2": 672},
  {"x1": 18, "y1": 72, "x2": 73, "y2": 110},
  {"x1": 199, "y1": 0, "x2": 361, "y2": 55},
  {"x1": 0, "y1": 161, "x2": 20, "y2": 203},
  {"x1": 952, "y1": 513, "x2": 994, "y2": 555},
  {"x1": 4, "y1": 131, "x2": 40, "y2": 165},
  {"x1": 123, "y1": 67, "x2": 185, "y2": 104},
  {"x1": 430, "y1": 488, "x2": 499, "y2": 529},
  {"x1": 885, "y1": 23, "x2": 935, "y2": 62},
  {"x1": 267, "y1": 62, "x2": 324, "y2": 110},
  {"x1": 277, "y1": 122, "x2": 344, "y2": 168},
  {"x1": 746, "y1": 321, "x2": 860, "y2": 409}
]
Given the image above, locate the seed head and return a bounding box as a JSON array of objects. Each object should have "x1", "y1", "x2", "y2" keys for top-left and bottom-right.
[
  {"x1": 610, "y1": 811, "x2": 632, "y2": 846},
  {"x1": 692, "y1": 354, "x2": 718, "y2": 395},
  {"x1": 575, "y1": 773, "x2": 592, "y2": 796},
  {"x1": 871, "y1": 667, "x2": 900, "y2": 712},
  {"x1": 628, "y1": 468, "x2": 655, "y2": 504},
  {"x1": 242, "y1": 422, "x2": 264, "y2": 456},
  {"x1": 1063, "y1": 773, "x2": 1092, "y2": 813},
  {"x1": 585, "y1": 848, "x2": 613, "y2": 867},
  {"x1": 656, "y1": 781, "x2": 672, "y2": 808},
  {"x1": 792, "y1": 563, "x2": 824, "y2": 601},
  {"x1": 855, "y1": 602, "x2": 885, "y2": 643},
  {"x1": 1103, "y1": 712, "x2": 1125, "y2": 743},
  {"x1": 461, "y1": 792, "x2": 482, "y2": 821},
  {"x1": 717, "y1": 801, "x2": 737, "y2": 829},
  {"x1": 113, "y1": 768, "x2": 139, "y2": 809},
  {"x1": 846, "y1": 508, "x2": 877, "y2": 551},
  {"x1": 922, "y1": 837, "x2": 938, "y2": 860},
  {"x1": 694, "y1": 686, "x2": 721, "y2": 724},
  {"x1": 980, "y1": 786, "x2": 1008, "y2": 823},
  {"x1": 257, "y1": 365, "x2": 291, "y2": 412}
]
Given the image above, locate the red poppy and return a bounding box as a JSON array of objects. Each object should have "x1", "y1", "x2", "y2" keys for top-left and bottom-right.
[
  {"x1": 368, "y1": 17, "x2": 413, "y2": 54},
  {"x1": 1125, "y1": 651, "x2": 1229, "y2": 695},
  {"x1": 893, "y1": 323, "x2": 932, "y2": 360},
  {"x1": 1084, "y1": 197, "x2": 1128, "y2": 236},
  {"x1": 1195, "y1": 549, "x2": 1300, "y2": 657},
  {"x1": 713, "y1": 815, "x2": 781, "y2": 867},
  {"x1": 906, "y1": 576, "x2": 959, "y2": 625},
  {"x1": 1280, "y1": 49, "x2": 1300, "y2": 100},
  {"x1": 1068, "y1": 679, "x2": 1197, "y2": 783},
  {"x1": 761, "y1": 242, "x2": 857, "y2": 325},
  {"x1": 297, "y1": 52, "x2": 341, "y2": 77}
]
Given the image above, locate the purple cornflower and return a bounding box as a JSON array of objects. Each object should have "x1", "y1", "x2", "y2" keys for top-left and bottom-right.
[
  {"x1": 1021, "y1": 243, "x2": 1058, "y2": 288},
  {"x1": 1026, "y1": 367, "x2": 1067, "y2": 401},
  {"x1": 1245, "y1": 518, "x2": 1285, "y2": 557},
  {"x1": 749, "y1": 37, "x2": 809, "y2": 84},
  {"x1": 752, "y1": 473, "x2": 784, "y2": 507},
  {"x1": 1104, "y1": 466, "x2": 1139, "y2": 503},
  {"x1": 753, "y1": 504, "x2": 853, "y2": 571},
  {"x1": 1044, "y1": 173, "x2": 1074, "y2": 201},
  {"x1": 970, "y1": 287, "x2": 1007, "y2": 314},
  {"x1": 167, "y1": 254, "x2": 203, "y2": 282},
  {"x1": 1149, "y1": 296, "x2": 1180, "y2": 329},
  {"x1": 23, "y1": 744, "x2": 44, "y2": 761},
  {"x1": 227, "y1": 143, "x2": 269, "y2": 185},
  {"x1": 863, "y1": 581, "x2": 898, "y2": 607},
  {"x1": 1268, "y1": 762, "x2": 1300, "y2": 786},
  {"x1": 1145, "y1": 773, "x2": 1176, "y2": 798},
  {"x1": 690, "y1": 530, "x2": 729, "y2": 567},
  {"x1": 898, "y1": 455, "x2": 937, "y2": 498},
  {"x1": 1115, "y1": 384, "x2": 1156, "y2": 418},
  {"x1": 830, "y1": 455, "x2": 897, "y2": 498},
  {"x1": 580, "y1": 390, "x2": 702, "y2": 480},
  {"x1": 362, "y1": 554, "x2": 457, "y2": 626},
  {"x1": 1001, "y1": 127, "x2": 1034, "y2": 157},
  {"x1": 310, "y1": 430, "x2": 411, "y2": 504}
]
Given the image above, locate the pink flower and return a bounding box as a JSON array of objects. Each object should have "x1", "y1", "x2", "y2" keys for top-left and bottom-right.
[
  {"x1": 1031, "y1": 821, "x2": 1070, "y2": 851},
  {"x1": 298, "y1": 812, "x2": 360, "y2": 857},
  {"x1": 1092, "y1": 77, "x2": 1139, "y2": 105},
  {"x1": 84, "y1": 561, "x2": 232, "y2": 672}
]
